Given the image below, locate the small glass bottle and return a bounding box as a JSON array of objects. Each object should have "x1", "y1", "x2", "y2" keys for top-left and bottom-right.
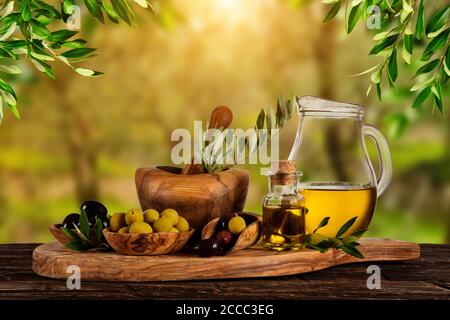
[{"x1": 262, "y1": 161, "x2": 306, "y2": 251}]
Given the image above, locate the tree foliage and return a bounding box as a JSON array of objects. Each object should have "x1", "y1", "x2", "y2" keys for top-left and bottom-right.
[
  {"x1": 322, "y1": 0, "x2": 449, "y2": 112},
  {"x1": 0, "y1": 0, "x2": 153, "y2": 121},
  {"x1": 0, "y1": 0, "x2": 448, "y2": 122}
]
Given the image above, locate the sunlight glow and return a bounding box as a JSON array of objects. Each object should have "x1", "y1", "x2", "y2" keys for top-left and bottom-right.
[{"x1": 216, "y1": 0, "x2": 241, "y2": 10}]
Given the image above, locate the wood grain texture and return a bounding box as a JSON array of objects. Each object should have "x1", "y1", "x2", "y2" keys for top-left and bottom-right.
[
  {"x1": 135, "y1": 166, "x2": 249, "y2": 233},
  {"x1": 103, "y1": 228, "x2": 194, "y2": 255},
  {"x1": 48, "y1": 224, "x2": 72, "y2": 245},
  {"x1": 32, "y1": 238, "x2": 420, "y2": 282},
  {"x1": 1, "y1": 243, "x2": 448, "y2": 300}
]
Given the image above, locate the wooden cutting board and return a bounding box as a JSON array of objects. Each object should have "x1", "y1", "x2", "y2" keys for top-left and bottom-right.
[{"x1": 32, "y1": 238, "x2": 420, "y2": 282}]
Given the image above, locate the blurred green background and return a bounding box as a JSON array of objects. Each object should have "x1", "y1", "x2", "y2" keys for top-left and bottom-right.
[{"x1": 0, "y1": 0, "x2": 448, "y2": 244}]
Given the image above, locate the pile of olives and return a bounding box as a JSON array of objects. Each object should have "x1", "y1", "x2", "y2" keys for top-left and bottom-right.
[
  {"x1": 109, "y1": 208, "x2": 190, "y2": 234},
  {"x1": 197, "y1": 214, "x2": 247, "y2": 257},
  {"x1": 60, "y1": 200, "x2": 109, "y2": 230}
]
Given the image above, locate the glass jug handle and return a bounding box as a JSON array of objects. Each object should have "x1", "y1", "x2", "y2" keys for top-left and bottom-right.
[{"x1": 362, "y1": 125, "x2": 392, "y2": 196}]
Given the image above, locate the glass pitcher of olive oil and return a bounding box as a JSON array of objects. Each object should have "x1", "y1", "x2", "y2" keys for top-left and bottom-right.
[{"x1": 288, "y1": 96, "x2": 392, "y2": 238}]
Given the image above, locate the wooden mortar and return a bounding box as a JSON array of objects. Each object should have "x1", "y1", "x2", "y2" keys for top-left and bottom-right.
[{"x1": 135, "y1": 166, "x2": 250, "y2": 233}]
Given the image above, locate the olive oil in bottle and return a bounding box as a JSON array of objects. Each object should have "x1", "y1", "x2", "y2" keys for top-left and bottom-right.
[
  {"x1": 262, "y1": 161, "x2": 306, "y2": 251},
  {"x1": 263, "y1": 203, "x2": 306, "y2": 251}
]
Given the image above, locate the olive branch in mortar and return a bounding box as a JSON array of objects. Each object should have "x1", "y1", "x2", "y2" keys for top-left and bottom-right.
[{"x1": 200, "y1": 96, "x2": 297, "y2": 173}]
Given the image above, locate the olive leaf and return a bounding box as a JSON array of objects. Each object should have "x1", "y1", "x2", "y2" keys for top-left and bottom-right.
[
  {"x1": 370, "y1": 34, "x2": 398, "y2": 55},
  {"x1": 425, "y1": 5, "x2": 450, "y2": 36},
  {"x1": 415, "y1": 0, "x2": 425, "y2": 40},
  {"x1": 60, "y1": 226, "x2": 78, "y2": 241},
  {"x1": 323, "y1": 1, "x2": 341, "y2": 23},
  {"x1": 79, "y1": 209, "x2": 90, "y2": 240},
  {"x1": 65, "y1": 240, "x2": 89, "y2": 251},
  {"x1": 387, "y1": 49, "x2": 398, "y2": 84},
  {"x1": 72, "y1": 223, "x2": 90, "y2": 243},
  {"x1": 415, "y1": 59, "x2": 440, "y2": 77},
  {"x1": 412, "y1": 87, "x2": 432, "y2": 109},
  {"x1": 422, "y1": 28, "x2": 450, "y2": 60},
  {"x1": 402, "y1": 34, "x2": 413, "y2": 64},
  {"x1": 335, "y1": 216, "x2": 357, "y2": 238},
  {"x1": 313, "y1": 216, "x2": 330, "y2": 234},
  {"x1": 306, "y1": 216, "x2": 365, "y2": 258},
  {"x1": 84, "y1": 0, "x2": 105, "y2": 23},
  {"x1": 346, "y1": 2, "x2": 362, "y2": 34},
  {"x1": 256, "y1": 108, "x2": 265, "y2": 130},
  {"x1": 338, "y1": 243, "x2": 364, "y2": 258},
  {"x1": 94, "y1": 217, "x2": 104, "y2": 242},
  {"x1": 349, "y1": 229, "x2": 367, "y2": 238}
]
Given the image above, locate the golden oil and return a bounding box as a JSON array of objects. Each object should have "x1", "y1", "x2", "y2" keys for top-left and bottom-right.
[
  {"x1": 299, "y1": 185, "x2": 376, "y2": 238},
  {"x1": 262, "y1": 203, "x2": 306, "y2": 251}
]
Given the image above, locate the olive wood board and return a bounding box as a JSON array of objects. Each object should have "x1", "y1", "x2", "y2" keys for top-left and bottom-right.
[{"x1": 32, "y1": 238, "x2": 420, "y2": 282}]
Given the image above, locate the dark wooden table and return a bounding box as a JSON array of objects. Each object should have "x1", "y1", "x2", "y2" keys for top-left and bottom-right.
[{"x1": 0, "y1": 243, "x2": 449, "y2": 300}]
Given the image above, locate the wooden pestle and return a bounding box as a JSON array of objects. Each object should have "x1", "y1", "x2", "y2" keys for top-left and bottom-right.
[{"x1": 181, "y1": 106, "x2": 233, "y2": 175}]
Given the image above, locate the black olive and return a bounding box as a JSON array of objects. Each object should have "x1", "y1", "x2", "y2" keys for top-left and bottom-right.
[
  {"x1": 182, "y1": 242, "x2": 201, "y2": 255},
  {"x1": 216, "y1": 214, "x2": 234, "y2": 232},
  {"x1": 62, "y1": 213, "x2": 80, "y2": 229},
  {"x1": 198, "y1": 238, "x2": 221, "y2": 257},
  {"x1": 216, "y1": 230, "x2": 235, "y2": 250},
  {"x1": 80, "y1": 200, "x2": 108, "y2": 222}
]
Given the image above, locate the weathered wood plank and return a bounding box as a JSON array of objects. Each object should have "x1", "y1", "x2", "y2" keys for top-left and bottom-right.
[
  {"x1": 0, "y1": 278, "x2": 448, "y2": 300},
  {"x1": 0, "y1": 243, "x2": 448, "y2": 300}
]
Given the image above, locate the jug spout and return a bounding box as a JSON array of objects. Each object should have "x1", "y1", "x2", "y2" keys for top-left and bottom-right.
[{"x1": 296, "y1": 96, "x2": 364, "y2": 119}]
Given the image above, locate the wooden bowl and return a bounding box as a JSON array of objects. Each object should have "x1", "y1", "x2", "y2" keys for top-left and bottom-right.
[
  {"x1": 201, "y1": 212, "x2": 262, "y2": 252},
  {"x1": 103, "y1": 228, "x2": 195, "y2": 256},
  {"x1": 49, "y1": 224, "x2": 72, "y2": 245},
  {"x1": 49, "y1": 224, "x2": 102, "y2": 246}
]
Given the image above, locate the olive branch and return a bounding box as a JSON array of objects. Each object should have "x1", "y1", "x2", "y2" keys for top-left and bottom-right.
[
  {"x1": 0, "y1": 0, "x2": 154, "y2": 122},
  {"x1": 200, "y1": 96, "x2": 297, "y2": 173},
  {"x1": 306, "y1": 216, "x2": 367, "y2": 258},
  {"x1": 322, "y1": 0, "x2": 449, "y2": 113},
  {"x1": 60, "y1": 209, "x2": 110, "y2": 251}
]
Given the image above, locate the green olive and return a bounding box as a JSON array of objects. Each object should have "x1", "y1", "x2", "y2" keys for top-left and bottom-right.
[
  {"x1": 110, "y1": 212, "x2": 126, "y2": 232},
  {"x1": 161, "y1": 208, "x2": 179, "y2": 225},
  {"x1": 228, "y1": 216, "x2": 246, "y2": 235},
  {"x1": 129, "y1": 221, "x2": 152, "y2": 234},
  {"x1": 153, "y1": 216, "x2": 173, "y2": 232},
  {"x1": 144, "y1": 209, "x2": 159, "y2": 224},
  {"x1": 174, "y1": 216, "x2": 189, "y2": 232},
  {"x1": 125, "y1": 208, "x2": 144, "y2": 226}
]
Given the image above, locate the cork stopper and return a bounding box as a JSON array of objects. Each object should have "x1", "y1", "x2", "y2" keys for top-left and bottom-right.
[
  {"x1": 270, "y1": 160, "x2": 297, "y2": 186},
  {"x1": 272, "y1": 160, "x2": 296, "y2": 174}
]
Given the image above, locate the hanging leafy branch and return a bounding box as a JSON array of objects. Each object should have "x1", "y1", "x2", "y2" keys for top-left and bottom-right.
[
  {"x1": 0, "y1": 0, "x2": 154, "y2": 122},
  {"x1": 322, "y1": 0, "x2": 449, "y2": 113}
]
